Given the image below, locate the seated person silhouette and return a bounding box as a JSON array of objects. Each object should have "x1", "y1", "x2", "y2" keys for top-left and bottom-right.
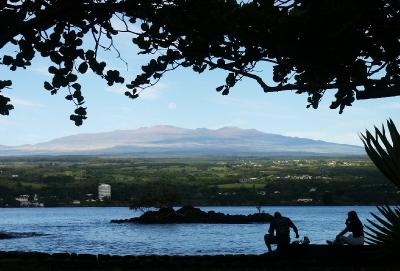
[
  {"x1": 264, "y1": 212, "x2": 299, "y2": 252},
  {"x1": 327, "y1": 211, "x2": 364, "y2": 245}
]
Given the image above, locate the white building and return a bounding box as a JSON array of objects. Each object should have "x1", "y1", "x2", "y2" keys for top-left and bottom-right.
[
  {"x1": 98, "y1": 184, "x2": 111, "y2": 200},
  {"x1": 15, "y1": 194, "x2": 44, "y2": 207},
  {"x1": 15, "y1": 195, "x2": 30, "y2": 207},
  {"x1": 297, "y1": 198, "x2": 313, "y2": 203}
]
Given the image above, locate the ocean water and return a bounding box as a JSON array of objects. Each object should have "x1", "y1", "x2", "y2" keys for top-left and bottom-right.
[{"x1": 0, "y1": 206, "x2": 377, "y2": 255}]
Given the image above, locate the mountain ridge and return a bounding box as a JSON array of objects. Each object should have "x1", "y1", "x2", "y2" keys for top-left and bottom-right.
[{"x1": 0, "y1": 125, "x2": 364, "y2": 156}]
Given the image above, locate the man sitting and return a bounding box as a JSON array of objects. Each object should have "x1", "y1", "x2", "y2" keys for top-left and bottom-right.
[{"x1": 264, "y1": 212, "x2": 299, "y2": 252}]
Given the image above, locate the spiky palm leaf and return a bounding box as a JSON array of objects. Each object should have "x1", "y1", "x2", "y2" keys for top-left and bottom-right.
[
  {"x1": 360, "y1": 119, "x2": 400, "y2": 188},
  {"x1": 365, "y1": 206, "x2": 400, "y2": 253},
  {"x1": 361, "y1": 119, "x2": 400, "y2": 254}
]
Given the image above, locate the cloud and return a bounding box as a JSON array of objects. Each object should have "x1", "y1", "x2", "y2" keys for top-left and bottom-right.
[
  {"x1": 106, "y1": 83, "x2": 167, "y2": 101},
  {"x1": 0, "y1": 118, "x2": 17, "y2": 127},
  {"x1": 209, "y1": 118, "x2": 248, "y2": 129},
  {"x1": 379, "y1": 102, "x2": 400, "y2": 110},
  {"x1": 140, "y1": 84, "x2": 167, "y2": 100},
  {"x1": 105, "y1": 83, "x2": 167, "y2": 101},
  {"x1": 31, "y1": 65, "x2": 50, "y2": 76},
  {"x1": 105, "y1": 85, "x2": 126, "y2": 95},
  {"x1": 283, "y1": 131, "x2": 362, "y2": 146},
  {"x1": 211, "y1": 96, "x2": 271, "y2": 110},
  {"x1": 168, "y1": 102, "x2": 177, "y2": 110},
  {"x1": 15, "y1": 133, "x2": 43, "y2": 143},
  {"x1": 283, "y1": 131, "x2": 330, "y2": 140},
  {"x1": 11, "y1": 98, "x2": 43, "y2": 108},
  {"x1": 119, "y1": 106, "x2": 132, "y2": 113}
]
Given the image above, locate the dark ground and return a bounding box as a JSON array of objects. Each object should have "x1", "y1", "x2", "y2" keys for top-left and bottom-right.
[{"x1": 0, "y1": 245, "x2": 396, "y2": 271}]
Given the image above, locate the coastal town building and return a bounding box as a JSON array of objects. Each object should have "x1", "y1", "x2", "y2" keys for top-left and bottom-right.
[
  {"x1": 15, "y1": 194, "x2": 44, "y2": 207},
  {"x1": 15, "y1": 195, "x2": 30, "y2": 207},
  {"x1": 239, "y1": 177, "x2": 258, "y2": 183},
  {"x1": 98, "y1": 184, "x2": 111, "y2": 200},
  {"x1": 296, "y1": 198, "x2": 313, "y2": 203}
]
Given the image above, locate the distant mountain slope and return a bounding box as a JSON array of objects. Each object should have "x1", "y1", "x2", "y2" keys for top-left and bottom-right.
[{"x1": 0, "y1": 125, "x2": 364, "y2": 156}]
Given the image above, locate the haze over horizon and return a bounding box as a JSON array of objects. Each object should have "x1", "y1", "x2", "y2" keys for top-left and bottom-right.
[{"x1": 1, "y1": 124, "x2": 365, "y2": 148}]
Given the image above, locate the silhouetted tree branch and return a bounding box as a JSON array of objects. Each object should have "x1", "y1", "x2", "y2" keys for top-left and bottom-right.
[{"x1": 0, "y1": 0, "x2": 399, "y2": 125}]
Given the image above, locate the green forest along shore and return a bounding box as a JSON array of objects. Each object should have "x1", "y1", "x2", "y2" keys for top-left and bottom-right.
[{"x1": 0, "y1": 156, "x2": 399, "y2": 207}]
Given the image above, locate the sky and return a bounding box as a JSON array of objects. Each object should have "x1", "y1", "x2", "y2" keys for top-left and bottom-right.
[{"x1": 1, "y1": 29, "x2": 399, "y2": 147}]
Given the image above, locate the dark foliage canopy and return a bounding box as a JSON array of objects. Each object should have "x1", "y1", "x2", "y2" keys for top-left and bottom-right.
[{"x1": 1, "y1": 0, "x2": 399, "y2": 125}]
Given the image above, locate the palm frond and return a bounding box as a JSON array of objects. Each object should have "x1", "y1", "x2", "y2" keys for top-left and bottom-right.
[
  {"x1": 362, "y1": 120, "x2": 400, "y2": 255},
  {"x1": 360, "y1": 118, "x2": 400, "y2": 188},
  {"x1": 366, "y1": 206, "x2": 400, "y2": 254}
]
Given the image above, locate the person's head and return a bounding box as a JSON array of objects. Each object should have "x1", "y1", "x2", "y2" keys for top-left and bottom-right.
[
  {"x1": 347, "y1": 211, "x2": 360, "y2": 222},
  {"x1": 274, "y1": 212, "x2": 282, "y2": 219}
]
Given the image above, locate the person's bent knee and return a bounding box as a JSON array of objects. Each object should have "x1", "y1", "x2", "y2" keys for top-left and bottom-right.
[
  {"x1": 265, "y1": 234, "x2": 277, "y2": 245},
  {"x1": 342, "y1": 235, "x2": 364, "y2": 246}
]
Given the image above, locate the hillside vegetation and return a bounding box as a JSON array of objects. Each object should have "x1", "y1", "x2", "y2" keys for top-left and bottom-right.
[{"x1": 0, "y1": 157, "x2": 398, "y2": 207}]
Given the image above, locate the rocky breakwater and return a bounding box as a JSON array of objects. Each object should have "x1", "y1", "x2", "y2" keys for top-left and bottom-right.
[{"x1": 111, "y1": 205, "x2": 273, "y2": 224}]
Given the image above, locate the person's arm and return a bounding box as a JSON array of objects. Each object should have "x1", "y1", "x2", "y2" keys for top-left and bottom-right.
[
  {"x1": 268, "y1": 221, "x2": 276, "y2": 235},
  {"x1": 336, "y1": 219, "x2": 351, "y2": 238},
  {"x1": 336, "y1": 227, "x2": 349, "y2": 239},
  {"x1": 289, "y1": 219, "x2": 299, "y2": 238}
]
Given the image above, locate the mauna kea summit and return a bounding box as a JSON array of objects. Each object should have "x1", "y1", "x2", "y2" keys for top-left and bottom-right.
[{"x1": 0, "y1": 125, "x2": 363, "y2": 156}]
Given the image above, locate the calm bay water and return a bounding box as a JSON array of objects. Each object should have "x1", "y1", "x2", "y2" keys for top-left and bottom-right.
[{"x1": 0, "y1": 206, "x2": 377, "y2": 255}]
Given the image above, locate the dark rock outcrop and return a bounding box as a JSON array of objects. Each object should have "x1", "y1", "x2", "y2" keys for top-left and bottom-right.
[
  {"x1": 0, "y1": 232, "x2": 47, "y2": 240},
  {"x1": 0, "y1": 233, "x2": 13, "y2": 240},
  {"x1": 111, "y1": 205, "x2": 273, "y2": 224}
]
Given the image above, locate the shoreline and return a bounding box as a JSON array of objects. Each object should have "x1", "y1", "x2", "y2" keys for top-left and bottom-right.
[
  {"x1": 0, "y1": 246, "x2": 395, "y2": 271},
  {"x1": 0, "y1": 204, "x2": 386, "y2": 209}
]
